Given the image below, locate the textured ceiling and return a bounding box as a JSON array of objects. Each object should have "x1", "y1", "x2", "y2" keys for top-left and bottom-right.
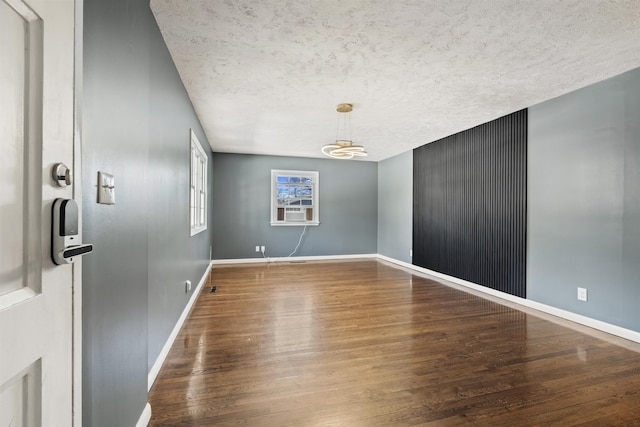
[{"x1": 150, "y1": 0, "x2": 640, "y2": 162}]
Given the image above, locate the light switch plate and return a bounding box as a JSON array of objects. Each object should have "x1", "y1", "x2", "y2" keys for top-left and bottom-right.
[
  {"x1": 97, "y1": 172, "x2": 115, "y2": 205},
  {"x1": 577, "y1": 287, "x2": 588, "y2": 301}
]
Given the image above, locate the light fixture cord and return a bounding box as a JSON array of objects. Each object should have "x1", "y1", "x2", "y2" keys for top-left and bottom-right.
[{"x1": 335, "y1": 108, "x2": 352, "y2": 143}]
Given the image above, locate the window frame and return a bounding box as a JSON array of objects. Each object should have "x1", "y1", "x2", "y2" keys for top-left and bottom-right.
[
  {"x1": 189, "y1": 129, "x2": 208, "y2": 236},
  {"x1": 270, "y1": 169, "x2": 320, "y2": 226}
]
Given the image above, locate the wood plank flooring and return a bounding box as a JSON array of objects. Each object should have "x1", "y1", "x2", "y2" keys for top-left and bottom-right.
[{"x1": 148, "y1": 260, "x2": 640, "y2": 426}]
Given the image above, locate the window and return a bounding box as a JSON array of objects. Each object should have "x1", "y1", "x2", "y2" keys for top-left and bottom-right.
[
  {"x1": 271, "y1": 170, "x2": 319, "y2": 226},
  {"x1": 190, "y1": 129, "x2": 208, "y2": 236}
]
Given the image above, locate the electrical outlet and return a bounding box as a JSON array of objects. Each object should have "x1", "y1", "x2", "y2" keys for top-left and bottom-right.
[
  {"x1": 261, "y1": 246, "x2": 266, "y2": 254},
  {"x1": 185, "y1": 280, "x2": 192, "y2": 293},
  {"x1": 255, "y1": 246, "x2": 260, "y2": 253},
  {"x1": 577, "y1": 287, "x2": 587, "y2": 301},
  {"x1": 409, "y1": 249, "x2": 413, "y2": 257}
]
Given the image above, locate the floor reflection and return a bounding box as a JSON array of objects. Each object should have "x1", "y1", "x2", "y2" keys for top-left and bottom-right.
[{"x1": 272, "y1": 288, "x2": 316, "y2": 350}]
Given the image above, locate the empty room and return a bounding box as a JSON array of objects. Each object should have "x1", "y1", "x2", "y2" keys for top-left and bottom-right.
[{"x1": 2, "y1": 1, "x2": 640, "y2": 426}]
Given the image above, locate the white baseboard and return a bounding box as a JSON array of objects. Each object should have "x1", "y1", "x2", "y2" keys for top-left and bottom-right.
[
  {"x1": 135, "y1": 402, "x2": 151, "y2": 427},
  {"x1": 211, "y1": 253, "x2": 377, "y2": 265},
  {"x1": 148, "y1": 262, "x2": 213, "y2": 391},
  {"x1": 377, "y1": 254, "x2": 640, "y2": 344}
]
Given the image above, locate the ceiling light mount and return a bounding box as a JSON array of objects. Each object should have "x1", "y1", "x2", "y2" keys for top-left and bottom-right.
[
  {"x1": 322, "y1": 103, "x2": 367, "y2": 160},
  {"x1": 336, "y1": 103, "x2": 353, "y2": 113}
]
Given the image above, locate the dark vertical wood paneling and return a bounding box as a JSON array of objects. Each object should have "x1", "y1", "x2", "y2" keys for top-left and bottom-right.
[{"x1": 413, "y1": 110, "x2": 527, "y2": 297}]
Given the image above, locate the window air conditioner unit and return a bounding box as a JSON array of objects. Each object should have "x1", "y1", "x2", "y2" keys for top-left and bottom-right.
[{"x1": 285, "y1": 207, "x2": 305, "y2": 222}]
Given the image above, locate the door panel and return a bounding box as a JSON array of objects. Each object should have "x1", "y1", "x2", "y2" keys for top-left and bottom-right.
[
  {"x1": 0, "y1": 353, "x2": 41, "y2": 427},
  {"x1": 0, "y1": 0, "x2": 76, "y2": 425},
  {"x1": 0, "y1": 0, "x2": 29, "y2": 297}
]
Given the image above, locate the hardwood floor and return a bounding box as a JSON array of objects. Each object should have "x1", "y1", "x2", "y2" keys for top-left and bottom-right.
[{"x1": 148, "y1": 260, "x2": 640, "y2": 426}]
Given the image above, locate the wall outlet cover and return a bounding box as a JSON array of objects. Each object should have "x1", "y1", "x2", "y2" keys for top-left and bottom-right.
[{"x1": 577, "y1": 287, "x2": 588, "y2": 301}]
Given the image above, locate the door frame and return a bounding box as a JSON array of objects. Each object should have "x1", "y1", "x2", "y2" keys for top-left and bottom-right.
[{"x1": 72, "y1": 0, "x2": 83, "y2": 424}]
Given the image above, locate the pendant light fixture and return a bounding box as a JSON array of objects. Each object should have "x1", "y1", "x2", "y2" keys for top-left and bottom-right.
[{"x1": 321, "y1": 103, "x2": 367, "y2": 159}]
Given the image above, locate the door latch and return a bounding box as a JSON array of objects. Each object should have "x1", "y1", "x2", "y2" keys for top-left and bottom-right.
[
  {"x1": 52, "y1": 163, "x2": 72, "y2": 187},
  {"x1": 51, "y1": 198, "x2": 93, "y2": 265}
]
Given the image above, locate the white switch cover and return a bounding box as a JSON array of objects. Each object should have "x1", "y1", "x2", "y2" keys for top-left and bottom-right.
[
  {"x1": 98, "y1": 172, "x2": 115, "y2": 205},
  {"x1": 577, "y1": 287, "x2": 588, "y2": 301}
]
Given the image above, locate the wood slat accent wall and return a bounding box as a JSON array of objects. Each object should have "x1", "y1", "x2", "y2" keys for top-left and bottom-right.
[{"x1": 413, "y1": 109, "x2": 527, "y2": 297}]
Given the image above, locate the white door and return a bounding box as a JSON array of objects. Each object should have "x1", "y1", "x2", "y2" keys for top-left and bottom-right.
[{"x1": 0, "y1": 0, "x2": 78, "y2": 425}]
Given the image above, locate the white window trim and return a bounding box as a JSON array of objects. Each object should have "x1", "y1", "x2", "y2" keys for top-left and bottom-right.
[
  {"x1": 270, "y1": 169, "x2": 320, "y2": 226},
  {"x1": 190, "y1": 129, "x2": 208, "y2": 236}
]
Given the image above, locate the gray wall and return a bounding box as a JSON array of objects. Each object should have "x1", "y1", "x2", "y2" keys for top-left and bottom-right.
[
  {"x1": 82, "y1": 1, "x2": 212, "y2": 426},
  {"x1": 376, "y1": 67, "x2": 640, "y2": 334},
  {"x1": 212, "y1": 153, "x2": 378, "y2": 259},
  {"x1": 147, "y1": 19, "x2": 213, "y2": 371},
  {"x1": 377, "y1": 151, "x2": 413, "y2": 263},
  {"x1": 528, "y1": 67, "x2": 640, "y2": 332}
]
